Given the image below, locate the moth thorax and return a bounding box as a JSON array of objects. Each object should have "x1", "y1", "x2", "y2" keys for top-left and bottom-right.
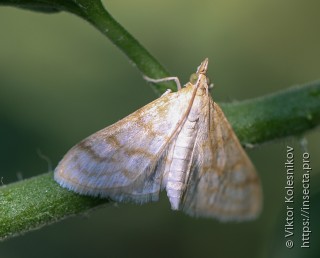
[{"x1": 196, "y1": 85, "x2": 207, "y2": 96}]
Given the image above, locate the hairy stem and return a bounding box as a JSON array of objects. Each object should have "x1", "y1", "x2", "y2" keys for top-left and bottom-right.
[
  {"x1": 222, "y1": 80, "x2": 320, "y2": 145},
  {"x1": 1, "y1": 80, "x2": 320, "y2": 241},
  {"x1": 0, "y1": 173, "x2": 107, "y2": 240}
]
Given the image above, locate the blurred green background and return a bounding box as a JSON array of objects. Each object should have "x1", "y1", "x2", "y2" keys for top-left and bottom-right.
[{"x1": 0, "y1": 0, "x2": 319, "y2": 257}]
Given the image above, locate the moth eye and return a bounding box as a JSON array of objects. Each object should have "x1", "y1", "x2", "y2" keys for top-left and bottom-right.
[{"x1": 189, "y1": 73, "x2": 199, "y2": 84}]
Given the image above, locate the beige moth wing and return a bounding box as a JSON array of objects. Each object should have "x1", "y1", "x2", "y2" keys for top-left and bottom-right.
[
  {"x1": 54, "y1": 58, "x2": 262, "y2": 221},
  {"x1": 54, "y1": 86, "x2": 196, "y2": 204},
  {"x1": 182, "y1": 98, "x2": 262, "y2": 221}
]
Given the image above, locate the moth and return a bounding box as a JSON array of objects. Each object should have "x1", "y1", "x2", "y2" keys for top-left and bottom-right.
[{"x1": 54, "y1": 59, "x2": 262, "y2": 221}]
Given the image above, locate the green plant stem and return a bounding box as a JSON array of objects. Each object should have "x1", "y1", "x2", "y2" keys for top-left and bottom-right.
[
  {"x1": 222, "y1": 80, "x2": 320, "y2": 145},
  {"x1": 0, "y1": 0, "x2": 176, "y2": 93},
  {"x1": 1, "y1": 0, "x2": 320, "y2": 241},
  {"x1": 1, "y1": 80, "x2": 320, "y2": 241},
  {"x1": 0, "y1": 173, "x2": 107, "y2": 240}
]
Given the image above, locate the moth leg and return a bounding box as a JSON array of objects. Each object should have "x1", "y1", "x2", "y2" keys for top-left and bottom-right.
[
  {"x1": 143, "y1": 75, "x2": 182, "y2": 90},
  {"x1": 161, "y1": 89, "x2": 172, "y2": 97}
]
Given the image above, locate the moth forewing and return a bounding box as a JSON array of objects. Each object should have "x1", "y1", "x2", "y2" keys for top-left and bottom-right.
[
  {"x1": 54, "y1": 83, "x2": 196, "y2": 203},
  {"x1": 54, "y1": 58, "x2": 262, "y2": 221},
  {"x1": 182, "y1": 99, "x2": 262, "y2": 221}
]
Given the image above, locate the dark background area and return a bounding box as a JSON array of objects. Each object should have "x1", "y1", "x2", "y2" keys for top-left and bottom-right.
[{"x1": 0, "y1": 1, "x2": 319, "y2": 257}]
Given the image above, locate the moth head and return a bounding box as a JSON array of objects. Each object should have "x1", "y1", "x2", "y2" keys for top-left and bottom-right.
[
  {"x1": 192, "y1": 58, "x2": 214, "y2": 92},
  {"x1": 189, "y1": 73, "x2": 200, "y2": 85},
  {"x1": 189, "y1": 72, "x2": 211, "y2": 96},
  {"x1": 189, "y1": 72, "x2": 210, "y2": 85}
]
